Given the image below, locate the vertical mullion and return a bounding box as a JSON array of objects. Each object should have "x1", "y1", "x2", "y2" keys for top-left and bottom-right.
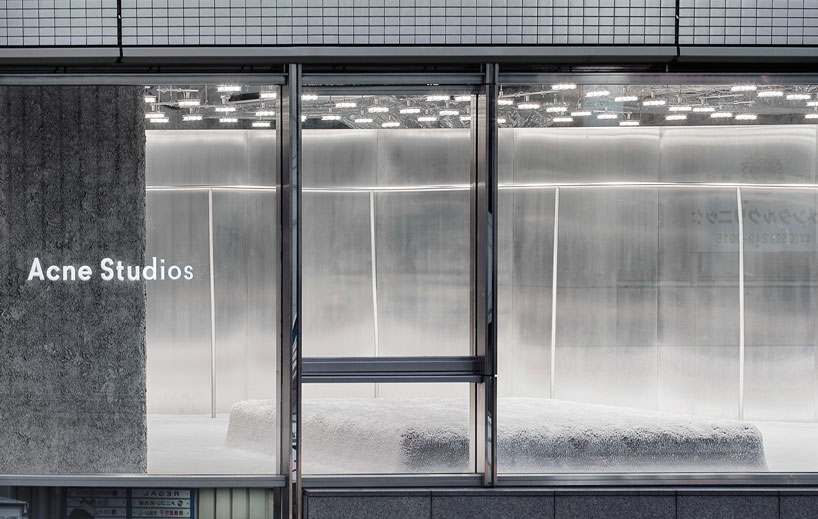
[
  {"x1": 474, "y1": 63, "x2": 498, "y2": 486},
  {"x1": 279, "y1": 63, "x2": 302, "y2": 519}
]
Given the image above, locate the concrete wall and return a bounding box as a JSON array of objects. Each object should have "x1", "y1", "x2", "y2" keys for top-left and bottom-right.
[{"x1": 0, "y1": 85, "x2": 147, "y2": 473}]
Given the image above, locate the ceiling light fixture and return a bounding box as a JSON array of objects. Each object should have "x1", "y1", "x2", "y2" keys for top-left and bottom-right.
[
  {"x1": 552, "y1": 83, "x2": 577, "y2": 90},
  {"x1": 614, "y1": 95, "x2": 638, "y2": 102},
  {"x1": 252, "y1": 121, "x2": 271, "y2": 127},
  {"x1": 642, "y1": 99, "x2": 666, "y2": 107},
  {"x1": 585, "y1": 90, "x2": 610, "y2": 98}
]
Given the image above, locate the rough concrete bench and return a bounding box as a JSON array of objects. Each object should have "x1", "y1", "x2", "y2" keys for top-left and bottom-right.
[{"x1": 226, "y1": 398, "x2": 766, "y2": 473}]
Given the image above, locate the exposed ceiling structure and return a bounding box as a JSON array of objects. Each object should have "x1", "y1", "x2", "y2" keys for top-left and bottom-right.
[{"x1": 143, "y1": 83, "x2": 818, "y2": 130}]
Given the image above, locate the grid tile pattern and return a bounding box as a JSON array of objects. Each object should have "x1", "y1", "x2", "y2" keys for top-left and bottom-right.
[
  {"x1": 679, "y1": 0, "x2": 818, "y2": 45},
  {"x1": 118, "y1": 0, "x2": 676, "y2": 46},
  {"x1": 0, "y1": 0, "x2": 118, "y2": 45},
  {"x1": 3, "y1": 0, "x2": 818, "y2": 46}
]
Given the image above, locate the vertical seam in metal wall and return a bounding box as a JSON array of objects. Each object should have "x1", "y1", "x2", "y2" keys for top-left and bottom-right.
[
  {"x1": 674, "y1": 0, "x2": 680, "y2": 54},
  {"x1": 737, "y1": 186, "x2": 745, "y2": 421},
  {"x1": 369, "y1": 190, "x2": 380, "y2": 398},
  {"x1": 116, "y1": 0, "x2": 122, "y2": 59},
  {"x1": 209, "y1": 187, "x2": 217, "y2": 418},
  {"x1": 550, "y1": 186, "x2": 559, "y2": 400}
]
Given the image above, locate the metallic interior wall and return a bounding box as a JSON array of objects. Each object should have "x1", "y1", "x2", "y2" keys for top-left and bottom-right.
[
  {"x1": 145, "y1": 125, "x2": 818, "y2": 422},
  {"x1": 498, "y1": 125, "x2": 818, "y2": 425},
  {"x1": 145, "y1": 130, "x2": 278, "y2": 414}
]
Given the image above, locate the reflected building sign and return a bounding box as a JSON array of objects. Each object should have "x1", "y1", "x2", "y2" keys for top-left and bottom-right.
[
  {"x1": 62, "y1": 489, "x2": 194, "y2": 519},
  {"x1": 692, "y1": 197, "x2": 817, "y2": 252}
]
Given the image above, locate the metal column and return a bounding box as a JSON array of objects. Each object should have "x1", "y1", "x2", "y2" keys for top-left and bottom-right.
[
  {"x1": 472, "y1": 63, "x2": 499, "y2": 486},
  {"x1": 279, "y1": 63, "x2": 302, "y2": 519}
]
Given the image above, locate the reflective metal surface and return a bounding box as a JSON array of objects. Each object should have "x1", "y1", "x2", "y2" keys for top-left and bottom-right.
[
  {"x1": 146, "y1": 190, "x2": 212, "y2": 414},
  {"x1": 742, "y1": 189, "x2": 818, "y2": 422},
  {"x1": 146, "y1": 130, "x2": 277, "y2": 186},
  {"x1": 302, "y1": 129, "x2": 471, "y2": 358}
]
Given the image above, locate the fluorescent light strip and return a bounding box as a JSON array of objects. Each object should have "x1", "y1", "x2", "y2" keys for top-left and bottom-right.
[
  {"x1": 260, "y1": 92, "x2": 277, "y2": 99},
  {"x1": 498, "y1": 99, "x2": 514, "y2": 106},
  {"x1": 144, "y1": 95, "x2": 156, "y2": 103},
  {"x1": 546, "y1": 106, "x2": 567, "y2": 113},
  {"x1": 426, "y1": 95, "x2": 450, "y2": 101},
  {"x1": 219, "y1": 118, "x2": 238, "y2": 123},
  {"x1": 439, "y1": 110, "x2": 459, "y2": 116},
  {"x1": 517, "y1": 103, "x2": 540, "y2": 110},
  {"x1": 805, "y1": 113, "x2": 818, "y2": 119},
  {"x1": 215, "y1": 107, "x2": 236, "y2": 112},
  {"x1": 552, "y1": 116, "x2": 573, "y2": 123},
  {"x1": 217, "y1": 85, "x2": 241, "y2": 92},
  {"x1": 460, "y1": 116, "x2": 471, "y2": 121},
  {"x1": 585, "y1": 90, "x2": 610, "y2": 98},
  {"x1": 570, "y1": 111, "x2": 591, "y2": 116},
  {"x1": 400, "y1": 107, "x2": 421, "y2": 114},
  {"x1": 417, "y1": 116, "x2": 438, "y2": 122},
  {"x1": 252, "y1": 121, "x2": 271, "y2": 128},
  {"x1": 182, "y1": 115, "x2": 202, "y2": 121},
  {"x1": 692, "y1": 106, "x2": 716, "y2": 112},
  {"x1": 368, "y1": 106, "x2": 389, "y2": 113},
  {"x1": 354, "y1": 118, "x2": 373, "y2": 123},
  {"x1": 255, "y1": 110, "x2": 275, "y2": 117},
  {"x1": 787, "y1": 94, "x2": 812, "y2": 100},
  {"x1": 454, "y1": 95, "x2": 471, "y2": 102},
  {"x1": 614, "y1": 95, "x2": 638, "y2": 102},
  {"x1": 178, "y1": 99, "x2": 200, "y2": 107},
  {"x1": 552, "y1": 83, "x2": 576, "y2": 90},
  {"x1": 382, "y1": 121, "x2": 400, "y2": 127},
  {"x1": 322, "y1": 115, "x2": 341, "y2": 121},
  {"x1": 619, "y1": 120, "x2": 640, "y2": 126},
  {"x1": 335, "y1": 102, "x2": 357, "y2": 108},
  {"x1": 808, "y1": 101, "x2": 818, "y2": 107},
  {"x1": 150, "y1": 117, "x2": 169, "y2": 123},
  {"x1": 668, "y1": 106, "x2": 692, "y2": 112},
  {"x1": 642, "y1": 99, "x2": 666, "y2": 107},
  {"x1": 596, "y1": 113, "x2": 618, "y2": 120},
  {"x1": 145, "y1": 112, "x2": 165, "y2": 119},
  {"x1": 731, "y1": 85, "x2": 757, "y2": 92},
  {"x1": 711, "y1": 112, "x2": 733, "y2": 118},
  {"x1": 497, "y1": 118, "x2": 507, "y2": 124},
  {"x1": 301, "y1": 94, "x2": 319, "y2": 101},
  {"x1": 757, "y1": 90, "x2": 784, "y2": 98},
  {"x1": 666, "y1": 114, "x2": 687, "y2": 121},
  {"x1": 735, "y1": 114, "x2": 757, "y2": 121}
]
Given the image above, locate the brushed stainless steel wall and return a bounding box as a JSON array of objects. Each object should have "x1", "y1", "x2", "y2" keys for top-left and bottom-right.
[
  {"x1": 302, "y1": 129, "x2": 471, "y2": 368},
  {"x1": 146, "y1": 190, "x2": 212, "y2": 414},
  {"x1": 498, "y1": 125, "x2": 818, "y2": 426},
  {"x1": 146, "y1": 130, "x2": 278, "y2": 415}
]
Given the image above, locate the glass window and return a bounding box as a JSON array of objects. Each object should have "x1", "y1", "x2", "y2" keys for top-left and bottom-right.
[
  {"x1": 144, "y1": 84, "x2": 279, "y2": 474},
  {"x1": 302, "y1": 92, "x2": 473, "y2": 357},
  {"x1": 498, "y1": 80, "x2": 818, "y2": 473},
  {"x1": 302, "y1": 383, "x2": 471, "y2": 474}
]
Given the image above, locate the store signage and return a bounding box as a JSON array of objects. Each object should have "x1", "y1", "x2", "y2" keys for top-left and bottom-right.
[
  {"x1": 27, "y1": 257, "x2": 194, "y2": 282},
  {"x1": 63, "y1": 488, "x2": 194, "y2": 519}
]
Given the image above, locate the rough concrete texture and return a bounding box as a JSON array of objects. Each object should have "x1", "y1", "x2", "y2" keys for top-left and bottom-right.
[{"x1": 0, "y1": 86, "x2": 147, "y2": 473}]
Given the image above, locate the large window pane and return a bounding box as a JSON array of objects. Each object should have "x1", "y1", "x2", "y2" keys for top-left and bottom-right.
[
  {"x1": 302, "y1": 383, "x2": 470, "y2": 474},
  {"x1": 498, "y1": 81, "x2": 818, "y2": 474},
  {"x1": 302, "y1": 93, "x2": 472, "y2": 357},
  {"x1": 144, "y1": 84, "x2": 279, "y2": 474}
]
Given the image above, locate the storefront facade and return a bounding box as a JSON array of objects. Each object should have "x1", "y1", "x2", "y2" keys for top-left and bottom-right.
[{"x1": 3, "y1": 3, "x2": 818, "y2": 519}]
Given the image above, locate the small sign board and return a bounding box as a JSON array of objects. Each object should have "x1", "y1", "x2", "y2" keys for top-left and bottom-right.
[{"x1": 62, "y1": 489, "x2": 194, "y2": 519}]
